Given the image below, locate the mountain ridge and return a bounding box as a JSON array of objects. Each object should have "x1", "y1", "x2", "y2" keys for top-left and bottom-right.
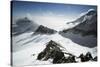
[
  {"x1": 59, "y1": 9, "x2": 97, "y2": 48},
  {"x1": 37, "y1": 40, "x2": 97, "y2": 63},
  {"x1": 12, "y1": 17, "x2": 39, "y2": 36},
  {"x1": 33, "y1": 25, "x2": 57, "y2": 35}
]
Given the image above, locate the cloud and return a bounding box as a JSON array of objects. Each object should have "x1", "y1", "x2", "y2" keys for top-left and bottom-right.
[{"x1": 17, "y1": 12, "x2": 77, "y2": 31}]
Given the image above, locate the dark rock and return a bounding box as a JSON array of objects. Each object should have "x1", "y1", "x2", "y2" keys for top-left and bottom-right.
[
  {"x1": 79, "y1": 52, "x2": 93, "y2": 62},
  {"x1": 37, "y1": 40, "x2": 77, "y2": 63},
  {"x1": 64, "y1": 55, "x2": 76, "y2": 63},
  {"x1": 36, "y1": 40, "x2": 96, "y2": 63},
  {"x1": 53, "y1": 51, "x2": 65, "y2": 63},
  {"x1": 34, "y1": 25, "x2": 57, "y2": 35},
  {"x1": 37, "y1": 52, "x2": 46, "y2": 60},
  {"x1": 85, "y1": 52, "x2": 93, "y2": 60},
  {"x1": 93, "y1": 56, "x2": 97, "y2": 61},
  {"x1": 79, "y1": 54, "x2": 86, "y2": 62},
  {"x1": 37, "y1": 40, "x2": 62, "y2": 61}
]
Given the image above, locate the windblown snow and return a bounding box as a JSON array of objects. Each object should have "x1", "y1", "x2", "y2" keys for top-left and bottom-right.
[
  {"x1": 12, "y1": 9, "x2": 97, "y2": 66},
  {"x1": 12, "y1": 32, "x2": 97, "y2": 66}
]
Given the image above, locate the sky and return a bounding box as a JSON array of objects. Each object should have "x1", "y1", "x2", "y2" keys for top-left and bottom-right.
[{"x1": 11, "y1": 1, "x2": 97, "y2": 31}]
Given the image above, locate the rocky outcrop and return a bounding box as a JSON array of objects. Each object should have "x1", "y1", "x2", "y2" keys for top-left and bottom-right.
[
  {"x1": 93, "y1": 56, "x2": 97, "y2": 61},
  {"x1": 37, "y1": 40, "x2": 77, "y2": 63},
  {"x1": 79, "y1": 52, "x2": 93, "y2": 62},
  {"x1": 36, "y1": 40, "x2": 96, "y2": 64},
  {"x1": 37, "y1": 40, "x2": 63, "y2": 61},
  {"x1": 34, "y1": 25, "x2": 57, "y2": 35}
]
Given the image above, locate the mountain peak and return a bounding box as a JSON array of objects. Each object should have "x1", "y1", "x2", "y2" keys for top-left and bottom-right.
[
  {"x1": 86, "y1": 9, "x2": 96, "y2": 16},
  {"x1": 46, "y1": 40, "x2": 60, "y2": 47},
  {"x1": 34, "y1": 25, "x2": 57, "y2": 35},
  {"x1": 66, "y1": 9, "x2": 96, "y2": 25},
  {"x1": 60, "y1": 9, "x2": 97, "y2": 48},
  {"x1": 12, "y1": 17, "x2": 39, "y2": 36}
]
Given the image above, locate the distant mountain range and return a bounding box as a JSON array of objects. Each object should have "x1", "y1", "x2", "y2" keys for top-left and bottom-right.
[
  {"x1": 12, "y1": 17, "x2": 57, "y2": 36},
  {"x1": 12, "y1": 9, "x2": 97, "y2": 48},
  {"x1": 12, "y1": 17, "x2": 39, "y2": 36},
  {"x1": 12, "y1": 9, "x2": 97, "y2": 65}
]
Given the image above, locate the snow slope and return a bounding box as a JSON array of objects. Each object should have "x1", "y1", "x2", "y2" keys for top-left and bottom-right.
[
  {"x1": 12, "y1": 32, "x2": 97, "y2": 66},
  {"x1": 60, "y1": 9, "x2": 97, "y2": 48}
]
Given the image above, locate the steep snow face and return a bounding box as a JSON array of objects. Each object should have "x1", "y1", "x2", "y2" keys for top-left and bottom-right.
[
  {"x1": 60, "y1": 9, "x2": 97, "y2": 48},
  {"x1": 65, "y1": 9, "x2": 97, "y2": 31},
  {"x1": 67, "y1": 9, "x2": 97, "y2": 25},
  {"x1": 51, "y1": 33, "x2": 97, "y2": 57},
  {"x1": 12, "y1": 32, "x2": 97, "y2": 66},
  {"x1": 55, "y1": 9, "x2": 97, "y2": 31},
  {"x1": 60, "y1": 32, "x2": 97, "y2": 48}
]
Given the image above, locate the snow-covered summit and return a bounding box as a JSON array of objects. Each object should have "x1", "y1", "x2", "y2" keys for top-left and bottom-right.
[{"x1": 67, "y1": 9, "x2": 97, "y2": 25}]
